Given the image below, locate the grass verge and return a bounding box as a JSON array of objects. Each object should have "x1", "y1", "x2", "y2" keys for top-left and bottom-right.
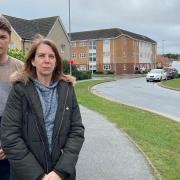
[
  {"x1": 161, "y1": 78, "x2": 180, "y2": 90},
  {"x1": 75, "y1": 80, "x2": 180, "y2": 180}
]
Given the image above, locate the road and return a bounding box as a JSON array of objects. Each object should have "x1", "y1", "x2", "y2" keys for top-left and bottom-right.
[{"x1": 92, "y1": 77, "x2": 180, "y2": 122}]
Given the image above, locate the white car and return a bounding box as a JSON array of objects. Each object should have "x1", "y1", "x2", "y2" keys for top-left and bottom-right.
[{"x1": 146, "y1": 69, "x2": 167, "y2": 82}]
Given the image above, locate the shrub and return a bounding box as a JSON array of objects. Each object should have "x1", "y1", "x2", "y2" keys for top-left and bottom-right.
[
  {"x1": 8, "y1": 48, "x2": 25, "y2": 61},
  {"x1": 94, "y1": 71, "x2": 103, "y2": 74},
  {"x1": 63, "y1": 60, "x2": 92, "y2": 80},
  {"x1": 104, "y1": 70, "x2": 114, "y2": 74}
]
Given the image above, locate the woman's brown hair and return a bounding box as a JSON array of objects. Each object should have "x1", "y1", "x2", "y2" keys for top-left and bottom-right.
[{"x1": 24, "y1": 36, "x2": 63, "y2": 81}]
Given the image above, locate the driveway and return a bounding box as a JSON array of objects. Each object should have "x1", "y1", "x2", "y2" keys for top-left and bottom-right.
[{"x1": 92, "y1": 77, "x2": 180, "y2": 122}]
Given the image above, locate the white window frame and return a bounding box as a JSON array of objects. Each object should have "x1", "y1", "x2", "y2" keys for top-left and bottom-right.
[
  {"x1": 89, "y1": 52, "x2": 96, "y2": 62},
  {"x1": 72, "y1": 53, "x2": 76, "y2": 58},
  {"x1": 60, "y1": 44, "x2": 65, "y2": 53},
  {"x1": 103, "y1": 64, "x2": 111, "y2": 70},
  {"x1": 89, "y1": 40, "x2": 96, "y2": 49},
  {"x1": 71, "y1": 42, "x2": 76, "y2": 47},
  {"x1": 123, "y1": 51, "x2": 127, "y2": 57},
  {"x1": 80, "y1": 53, "x2": 86, "y2": 58},
  {"x1": 8, "y1": 42, "x2": 14, "y2": 49},
  {"x1": 79, "y1": 41, "x2": 86, "y2": 47},
  {"x1": 103, "y1": 52, "x2": 110, "y2": 57},
  {"x1": 123, "y1": 64, "x2": 127, "y2": 70}
]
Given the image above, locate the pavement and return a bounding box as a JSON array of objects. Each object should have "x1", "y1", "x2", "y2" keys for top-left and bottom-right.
[{"x1": 76, "y1": 105, "x2": 155, "y2": 180}]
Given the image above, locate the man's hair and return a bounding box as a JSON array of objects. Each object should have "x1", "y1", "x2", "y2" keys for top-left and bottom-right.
[{"x1": 0, "y1": 16, "x2": 12, "y2": 35}]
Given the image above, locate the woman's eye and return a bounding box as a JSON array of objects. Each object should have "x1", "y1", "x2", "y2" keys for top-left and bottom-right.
[
  {"x1": 38, "y1": 54, "x2": 45, "y2": 58},
  {"x1": 49, "y1": 55, "x2": 55, "y2": 59}
]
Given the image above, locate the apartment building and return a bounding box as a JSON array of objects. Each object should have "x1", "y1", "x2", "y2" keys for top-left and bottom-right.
[{"x1": 70, "y1": 28, "x2": 157, "y2": 74}]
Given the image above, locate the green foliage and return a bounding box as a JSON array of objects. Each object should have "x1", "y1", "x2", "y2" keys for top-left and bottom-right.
[
  {"x1": 63, "y1": 60, "x2": 92, "y2": 80},
  {"x1": 63, "y1": 59, "x2": 77, "y2": 74},
  {"x1": 74, "y1": 70, "x2": 92, "y2": 80},
  {"x1": 95, "y1": 71, "x2": 114, "y2": 74},
  {"x1": 164, "y1": 53, "x2": 180, "y2": 59},
  {"x1": 94, "y1": 71, "x2": 103, "y2": 74},
  {"x1": 8, "y1": 48, "x2": 25, "y2": 61},
  {"x1": 105, "y1": 70, "x2": 115, "y2": 74}
]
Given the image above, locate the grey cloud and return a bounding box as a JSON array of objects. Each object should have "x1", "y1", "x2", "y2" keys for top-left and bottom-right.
[{"x1": 0, "y1": 0, "x2": 179, "y2": 53}]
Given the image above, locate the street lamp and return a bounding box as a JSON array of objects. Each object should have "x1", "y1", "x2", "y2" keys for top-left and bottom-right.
[
  {"x1": 162, "y1": 40, "x2": 166, "y2": 56},
  {"x1": 69, "y1": 0, "x2": 72, "y2": 75},
  {"x1": 91, "y1": 54, "x2": 93, "y2": 76}
]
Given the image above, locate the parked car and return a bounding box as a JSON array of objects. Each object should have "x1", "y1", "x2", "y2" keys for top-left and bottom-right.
[
  {"x1": 146, "y1": 69, "x2": 167, "y2": 82},
  {"x1": 171, "y1": 61, "x2": 180, "y2": 77},
  {"x1": 163, "y1": 67, "x2": 178, "y2": 79},
  {"x1": 171, "y1": 68, "x2": 179, "y2": 78}
]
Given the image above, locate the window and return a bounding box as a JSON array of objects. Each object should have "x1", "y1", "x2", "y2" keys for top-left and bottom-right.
[
  {"x1": 89, "y1": 53, "x2": 96, "y2": 62},
  {"x1": 71, "y1": 42, "x2": 76, "y2": 47},
  {"x1": 8, "y1": 42, "x2": 14, "y2": 49},
  {"x1": 80, "y1": 53, "x2": 86, "y2": 58},
  {"x1": 123, "y1": 64, "x2": 127, "y2": 70},
  {"x1": 123, "y1": 51, "x2": 127, "y2": 57},
  {"x1": 104, "y1": 39, "x2": 110, "y2": 44},
  {"x1": 72, "y1": 53, "x2": 76, "y2": 58},
  {"x1": 89, "y1": 65, "x2": 96, "y2": 70},
  {"x1": 103, "y1": 52, "x2": 110, "y2": 56},
  {"x1": 103, "y1": 65, "x2": 111, "y2": 70},
  {"x1": 61, "y1": 44, "x2": 65, "y2": 53},
  {"x1": 89, "y1": 40, "x2": 96, "y2": 49},
  {"x1": 79, "y1": 41, "x2": 86, "y2": 47}
]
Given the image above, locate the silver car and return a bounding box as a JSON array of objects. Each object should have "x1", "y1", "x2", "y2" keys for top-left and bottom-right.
[{"x1": 146, "y1": 69, "x2": 167, "y2": 82}]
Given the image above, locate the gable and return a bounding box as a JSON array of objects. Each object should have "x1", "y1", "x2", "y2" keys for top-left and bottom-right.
[{"x1": 3, "y1": 15, "x2": 59, "y2": 40}]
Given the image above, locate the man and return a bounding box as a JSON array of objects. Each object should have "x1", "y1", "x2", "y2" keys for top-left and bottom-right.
[{"x1": 0, "y1": 15, "x2": 23, "y2": 180}]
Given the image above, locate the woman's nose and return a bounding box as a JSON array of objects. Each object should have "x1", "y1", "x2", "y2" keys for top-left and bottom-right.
[{"x1": 44, "y1": 56, "x2": 50, "y2": 62}]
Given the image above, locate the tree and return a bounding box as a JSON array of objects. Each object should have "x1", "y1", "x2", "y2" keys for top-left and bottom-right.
[{"x1": 164, "y1": 53, "x2": 179, "y2": 59}]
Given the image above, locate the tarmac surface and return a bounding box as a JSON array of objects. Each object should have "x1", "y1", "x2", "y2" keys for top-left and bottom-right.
[
  {"x1": 76, "y1": 105, "x2": 155, "y2": 180},
  {"x1": 92, "y1": 77, "x2": 180, "y2": 122}
]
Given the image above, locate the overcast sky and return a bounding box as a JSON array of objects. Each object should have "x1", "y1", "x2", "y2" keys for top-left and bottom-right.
[{"x1": 0, "y1": 0, "x2": 180, "y2": 54}]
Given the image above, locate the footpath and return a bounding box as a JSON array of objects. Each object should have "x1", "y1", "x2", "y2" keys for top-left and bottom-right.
[{"x1": 76, "y1": 105, "x2": 155, "y2": 180}]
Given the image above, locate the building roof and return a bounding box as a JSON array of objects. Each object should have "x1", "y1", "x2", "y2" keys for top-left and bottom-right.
[
  {"x1": 70, "y1": 28, "x2": 156, "y2": 43},
  {"x1": 3, "y1": 15, "x2": 58, "y2": 40}
]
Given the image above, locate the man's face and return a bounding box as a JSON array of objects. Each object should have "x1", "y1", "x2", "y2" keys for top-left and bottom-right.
[{"x1": 0, "y1": 29, "x2": 10, "y2": 56}]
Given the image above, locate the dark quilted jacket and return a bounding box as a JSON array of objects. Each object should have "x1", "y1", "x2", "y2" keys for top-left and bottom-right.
[{"x1": 1, "y1": 80, "x2": 85, "y2": 180}]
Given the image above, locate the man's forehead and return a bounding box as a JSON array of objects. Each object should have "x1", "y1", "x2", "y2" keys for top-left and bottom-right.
[{"x1": 0, "y1": 29, "x2": 10, "y2": 36}]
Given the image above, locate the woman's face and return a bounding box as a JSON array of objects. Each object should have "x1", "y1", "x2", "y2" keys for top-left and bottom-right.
[{"x1": 32, "y1": 43, "x2": 56, "y2": 80}]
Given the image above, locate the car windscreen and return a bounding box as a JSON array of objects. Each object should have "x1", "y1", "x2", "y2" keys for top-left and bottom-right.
[{"x1": 150, "y1": 69, "x2": 162, "y2": 73}]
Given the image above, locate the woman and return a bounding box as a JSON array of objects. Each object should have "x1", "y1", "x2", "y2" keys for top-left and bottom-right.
[{"x1": 1, "y1": 37, "x2": 85, "y2": 180}]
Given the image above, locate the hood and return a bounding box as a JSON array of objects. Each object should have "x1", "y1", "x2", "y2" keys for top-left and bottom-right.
[{"x1": 10, "y1": 70, "x2": 76, "y2": 86}]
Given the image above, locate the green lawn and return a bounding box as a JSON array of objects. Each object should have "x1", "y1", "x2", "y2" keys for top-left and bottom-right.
[
  {"x1": 75, "y1": 80, "x2": 180, "y2": 180},
  {"x1": 161, "y1": 78, "x2": 180, "y2": 90}
]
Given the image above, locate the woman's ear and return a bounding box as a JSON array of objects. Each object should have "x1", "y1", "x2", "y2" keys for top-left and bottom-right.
[{"x1": 32, "y1": 60, "x2": 35, "y2": 67}]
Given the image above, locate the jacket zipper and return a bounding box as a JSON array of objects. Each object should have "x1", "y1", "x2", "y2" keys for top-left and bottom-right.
[
  {"x1": 34, "y1": 115, "x2": 49, "y2": 173},
  {"x1": 51, "y1": 86, "x2": 69, "y2": 152}
]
